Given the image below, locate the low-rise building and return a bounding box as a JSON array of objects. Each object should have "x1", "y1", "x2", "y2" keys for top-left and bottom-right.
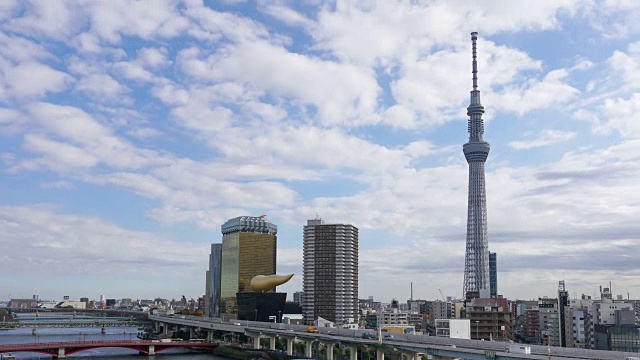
[
  {"x1": 8, "y1": 299, "x2": 38, "y2": 309},
  {"x1": 465, "y1": 297, "x2": 513, "y2": 341},
  {"x1": 435, "y1": 319, "x2": 471, "y2": 339},
  {"x1": 57, "y1": 301, "x2": 86, "y2": 309},
  {"x1": 377, "y1": 308, "x2": 409, "y2": 328}
]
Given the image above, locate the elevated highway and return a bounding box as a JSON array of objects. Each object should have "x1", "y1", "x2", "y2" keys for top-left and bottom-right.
[{"x1": 150, "y1": 314, "x2": 640, "y2": 360}]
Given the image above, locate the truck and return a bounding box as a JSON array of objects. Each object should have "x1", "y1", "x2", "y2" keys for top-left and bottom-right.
[
  {"x1": 361, "y1": 332, "x2": 376, "y2": 339},
  {"x1": 306, "y1": 326, "x2": 318, "y2": 333},
  {"x1": 507, "y1": 345, "x2": 531, "y2": 354}
]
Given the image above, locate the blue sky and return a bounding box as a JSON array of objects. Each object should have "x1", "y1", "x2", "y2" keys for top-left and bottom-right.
[{"x1": 2, "y1": 0, "x2": 640, "y2": 303}]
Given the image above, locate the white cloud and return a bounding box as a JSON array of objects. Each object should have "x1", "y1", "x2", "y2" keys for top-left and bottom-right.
[
  {"x1": 5, "y1": 1, "x2": 80, "y2": 40},
  {"x1": 75, "y1": 73, "x2": 129, "y2": 102},
  {"x1": 0, "y1": 32, "x2": 52, "y2": 63},
  {"x1": 83, "y1": 1, "x2": 189, "y2": 43},
  {"x1": 601, "y1": 93, "x2": 640, "y2": 138},
  {"x1": 509, "y1": 129, "x2": 577, "y2": 149},
  {"x1": 0, "y1": 204, "x2": 208, "y2": 277},
  {"x1": 260, "y1": 4, "x2": 313, "y2": 28},
  {"x1": 137, "y1": 47, "x2": 172, "y2": 68},
  {"x1": 491, "y1": 69, "x2": 580, "y2": 116},
  {"x1": 22, "y1": 102, "x2": 169, "y2": 171},
  {"x1": 587, "y1": 0, "x2": 640, "y2": 38},
  {"x1": 2, "y1": 62, "x2": 72, "y2": 99},
  {"x1": 312, "y1": 0, "x2": 579, "y2": 67},
  {"x1": 17, "y1": 134, "x2": 98, "y2": 172},
  {"x1": 0, "y1": 107, "x2": 24, "y2": 134},
  {"x1": 179, "y1": 41, "x2": 380, "y2": 126},
  {"x1": 607, "y1": 41, "x2": 640, "y2": 90}
]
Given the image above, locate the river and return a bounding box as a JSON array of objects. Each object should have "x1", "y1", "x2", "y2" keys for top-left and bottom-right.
[{"x1": 0, "y1": 314, "x2": 224, "y2": 360}]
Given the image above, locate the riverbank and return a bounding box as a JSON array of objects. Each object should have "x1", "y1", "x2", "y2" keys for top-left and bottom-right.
[{"x1": 213, "y1": 345, "x2": 308, "y2": 360}]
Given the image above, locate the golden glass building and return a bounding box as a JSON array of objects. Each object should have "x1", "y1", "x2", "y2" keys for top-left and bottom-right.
[{"x1": 220, "y1": 216, "x2": 277, "y2": 317}]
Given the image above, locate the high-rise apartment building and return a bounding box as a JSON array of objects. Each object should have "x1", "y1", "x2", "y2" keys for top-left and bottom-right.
[
  {"x1": 557, "y1": 281, "x2": 569, "y2": 347},
  {"x1": 205, "y1": 243, "x2": 222, "y2": 317},
  {"x1": 462, "y1": 32, "x2": 491, "y2": 299},
  {"x1": 302, "y1": 218, "x2": 358, "y2": 325},
  {"x1": 219, "y1": 216, "x2": 277, "y2": 317}
]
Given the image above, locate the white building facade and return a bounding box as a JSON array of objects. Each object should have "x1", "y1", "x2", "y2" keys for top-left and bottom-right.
[{"x1": 435, "y1": 319, "x2": 471, "y2": 339}]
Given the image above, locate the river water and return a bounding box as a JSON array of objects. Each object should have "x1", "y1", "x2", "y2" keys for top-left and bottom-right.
[{"x1": 0, "y1": 315, "x2": 224, "y2": 360}]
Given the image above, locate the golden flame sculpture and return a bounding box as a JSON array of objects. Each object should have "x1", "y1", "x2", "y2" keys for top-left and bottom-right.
[{"x1": 249, "y1": 274, "x2": 294, "y2": 292}]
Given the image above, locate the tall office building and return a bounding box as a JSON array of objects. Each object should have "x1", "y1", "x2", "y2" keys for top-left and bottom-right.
[
  {"x1": 302, "y1": 218, "x2": 358, "y2": 325},
  {"x1": 489, "y1": 252, "x2": 497, "y2": 297},
  {"x1": 462, "y1": 32, "x2": 491, "y2": 299},
  {"x1": 220, "y1": 216, "x2": 277, "y2": 317},
  {"x1": 205, "y1": 243, "x2": 222, "y2": 317}
]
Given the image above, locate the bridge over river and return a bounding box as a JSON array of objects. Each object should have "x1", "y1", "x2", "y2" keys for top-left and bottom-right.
[
  {"x1": 0, "y1": 313, "x2": 149, "y2": 333},
  {"x1": 0, "y1": 340, "x2": 216, "y2": 358}
]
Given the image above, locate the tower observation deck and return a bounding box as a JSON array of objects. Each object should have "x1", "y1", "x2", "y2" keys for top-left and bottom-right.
[{"x1": 462, "y1": 32, "x2": 491, "y2": 298}]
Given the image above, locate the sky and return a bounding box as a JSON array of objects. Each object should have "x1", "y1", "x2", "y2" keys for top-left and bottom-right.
[{"x1": 1, "y1": 0, "x2": 640, "y2": 303}]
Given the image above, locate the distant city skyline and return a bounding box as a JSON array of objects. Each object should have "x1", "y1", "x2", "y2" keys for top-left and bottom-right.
[{"x1": 1, "y1": 2, "x2": 640, "y2": 302}]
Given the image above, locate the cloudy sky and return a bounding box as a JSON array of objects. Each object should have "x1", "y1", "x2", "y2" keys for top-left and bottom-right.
[{"x1": 2, "y1": 0, "x2": 640, "y2": 303}]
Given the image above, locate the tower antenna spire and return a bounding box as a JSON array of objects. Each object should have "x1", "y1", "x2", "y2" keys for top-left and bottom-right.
[{"x1": 471, "y1": 31, "x2": 478, "y2": 91}]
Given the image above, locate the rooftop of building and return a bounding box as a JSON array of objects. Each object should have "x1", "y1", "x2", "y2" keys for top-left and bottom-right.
[{"x1": 221, "y1": 215, "x2": 277, "y2": 235}]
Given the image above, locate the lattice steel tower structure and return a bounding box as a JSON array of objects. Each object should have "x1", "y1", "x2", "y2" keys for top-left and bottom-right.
[{"x1": 462, "y1": 32, "x2": 491, "y2": 298}]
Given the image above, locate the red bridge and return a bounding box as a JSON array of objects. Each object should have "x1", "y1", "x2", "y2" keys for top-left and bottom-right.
[{"x1": 0, "y1": 340, "x2": 218, "y2": 358}]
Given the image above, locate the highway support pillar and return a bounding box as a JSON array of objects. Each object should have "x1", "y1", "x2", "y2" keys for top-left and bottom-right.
[
  {"x1": 305, "y1": 339, "x2": 314, "y2": 358},
  {"x1": 286, "y1": 338, "x2": 294, "y2": 356},
  {"x1": 349, "y1": 345, "x2": 358, "y2": 360},
  {"x1": 57, "y1": 347, "x2": 66, "y2": 359},
  {"x1": 148, "y1": 344, "x2": 155, "y2": 356},
  {"x1": 376, "y1": 348, "x2": 385, "y2": 360},
  {"x1": 206, "y1": 330, "x2": 213, "y2": 343},
  {"x1": 402, "y1": 351, "x2": 417, "y2": 360},
  {"x1": 269, "y1": 335, "x2": 276, "y2": 350},
  {"x1": 189, "y1": 328, "x2": 194, "y2": 339},
  {"x1": 325, "y1": 342, "x2": 335, "y2": 360},
  {"x1": 245, "y1": 331, "x2": 263, "y2": 350},
  {"x1": 101, "y1": 327, "x2": 107, "y2": 335}
]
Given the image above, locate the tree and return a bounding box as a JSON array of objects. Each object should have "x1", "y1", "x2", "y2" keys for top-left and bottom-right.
[
  {"x1": 294, "y1": 341, "x2": 306, "y2": 356},
  {"x1": 362, "y1": 349, "x2": 371, "y2": 360}
]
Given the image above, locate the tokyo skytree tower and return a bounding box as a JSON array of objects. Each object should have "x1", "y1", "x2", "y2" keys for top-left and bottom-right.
[{"x1": 462, "y1": 32, "x2": 491, "y2": 298}]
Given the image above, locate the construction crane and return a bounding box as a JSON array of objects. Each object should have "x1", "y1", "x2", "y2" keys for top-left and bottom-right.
[{"x1": 438, "y1": 289, "x2": 446, "y2": 302}]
